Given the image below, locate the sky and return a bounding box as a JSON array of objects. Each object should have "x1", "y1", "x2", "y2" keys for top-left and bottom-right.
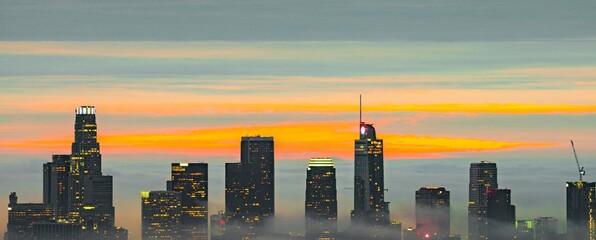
[{"x1": 1, "y1": 1, "x2": 596, "y2": 239}]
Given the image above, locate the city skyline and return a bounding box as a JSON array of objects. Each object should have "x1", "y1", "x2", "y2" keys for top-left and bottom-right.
[{"x1": 1, "y1": 0, "x2": 596, "y2": 239}]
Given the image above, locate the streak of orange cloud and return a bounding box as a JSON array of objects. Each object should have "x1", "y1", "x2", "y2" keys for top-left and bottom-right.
[{"x1": 0, "y1": 122, "x2": 553, "y2": 159}]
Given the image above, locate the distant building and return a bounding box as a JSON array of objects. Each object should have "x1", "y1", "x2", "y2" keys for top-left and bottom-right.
[
  {"x1": 43, "y1": 154, "x2": 70, "y2": 220},
  {"x1": 141, "y1": 191, "x2": 182, "y2": 240},
  {"x1": 486, "y1": 189, "x2": 516, "y2": 240},
  {"x1": 566, "y1": 181, "x2": 595, "y2": 240},
  {"x1": 351, "y1": 101, "x2": 390, "y2": 238},
  {"x1": 32, "y1": 221, "x2": 81, "y2": 240},
  {"x1": 534, "y1": 217, "x2": 558, "y2": 240},
  {"x1": 403, "y1": 227, "x2": 417, "y2": 240},
  {"x1": 225, "y1": 136, "x2": 275, "y2": 238},
  {"x1": 171, "y1": 163, "x2": 208, "y2": 240},
  {"x1": 415, "y1": 187, "x2": 450, "y2": 239},
  {"x1": 515, "y1": 220, "x2": 534, "y2": 240},
  {"x1": 468, "y1": 161, "x2": 498, "y2": 240},
  {"x1": 305, "y1": 158, "x2": 337, "y2": 240},
  {"x1": 4, "y1": 193, "x2": 54, "y2": 240},
  {"x1": 210, "y1": 211, "x2": 226, "y2": 240}
]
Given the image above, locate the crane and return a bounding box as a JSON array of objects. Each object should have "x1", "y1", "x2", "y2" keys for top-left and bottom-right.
[{"x1": 571, "y1": 140, "x2": 586, "y2": 182}]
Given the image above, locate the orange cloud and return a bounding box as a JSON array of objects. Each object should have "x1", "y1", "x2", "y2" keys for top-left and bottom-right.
[{"x1": 0, "y1": 122, "x2": 553, "y2": 159}]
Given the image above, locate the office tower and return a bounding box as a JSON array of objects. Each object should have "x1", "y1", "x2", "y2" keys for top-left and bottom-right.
[
  {"x1": 415, "y1": 187, "x2": 450, "y2": 239},
  {"x1": 305, "y1": 158, "x2": 338, "y2": 240},
  {"x1": 486, "y1": 189, "x2": 516, "y2": 240},
  {"x1": 534, "y1": 217, "x2": 558, "y2": 240},
  {"x1": 389, "y1": 220, "x2": 403, "y2": 240},
  {"x1": 566, "y1": 181, "x2": 596, "y2": 240},
  {"x1": 171, "y1": 163, "x2": 208, "y2": 240},
  {"x1": 43, "y1": 154, "x2": 70, "y2": 220},
  {"x1": 141, "y1": 191, "x2": 182, "y2": 240},
  {"x1": 82, "y1": 175, "x2": 115, "y2": 238},
  {"x1": 468, "y1": 161, "x2": 498, "y2": 240},
  {"x1": 351, "y1": 97, "x2": 390, "y2": 236},
  {"x1": 225, "y1": 136, "x2": 274, "y2": 238},
  {"x1": 515, "y1": 220, "x2": 534, "y2": 240},
  {"x1": 4, "y1": 193, "x2": 54, "y2": 240},
  {"x1": 210, "y1": 211, "x2": 226, "y2": 240},
  {"x1": 32, "y1": 221, "x2": 82, "y2": 240}
]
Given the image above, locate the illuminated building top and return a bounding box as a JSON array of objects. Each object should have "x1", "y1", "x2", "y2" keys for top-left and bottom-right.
[
  {"x1": 75, "y1": 106, "x2": 95, "y2": 115},
  {"x1": 308, "y1": 158, "x2": 334, "y2": 168}
]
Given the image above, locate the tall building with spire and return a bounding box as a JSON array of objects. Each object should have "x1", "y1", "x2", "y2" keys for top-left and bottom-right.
[
  {"x1": 305, "y1": 158, "x2": 337, "y2": 240},
  {"x1": 468, "y1": 161, "x2": 498, "y2": 240},
  {"x1": 351, "y1": 96, "x2": 390, "y2": 237}
]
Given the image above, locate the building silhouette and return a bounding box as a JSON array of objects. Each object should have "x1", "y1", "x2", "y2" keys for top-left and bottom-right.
[
  {"x1": 141, "y1": 191, "x2": 182, "y2": 240},
  {"x1": 567, "y1": 181, "x2": 596, "y2": 240},
  {"x1": 225, "y1": 136, "x2": 275, "y2": 238},
  {"x1": 415, "y1": 187, "x2": 450, "y2": 239},
  {"x1": 468, "y1": 161, "x2": 498, "y2": 240},
  {"x1": 4, "y1": 106, "x2": 126, "y2": 240},
  {"x1": 486, "y1": 189, "x2": 515, "y2": 240},
  {"x1": 514, "y1": 220, "x2": 534, "y2": 240},
  {"x1": 4, "y1": 193, "x2": 54, "y2": 240},
  {"x1": 534, "y1": 217, "x2": 558, "y2": 240},
  {"x1": 171, "y1": 163, "x2": 208, "y2": 240},
  {"x1": 305, "y1": 157, "x2": 337, "y2": 240}
]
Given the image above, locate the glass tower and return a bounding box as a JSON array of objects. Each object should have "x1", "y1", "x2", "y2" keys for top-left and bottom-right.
[
  {"x1": 305, "y1": 158, "x2": 337, "y2": 240},
  {"x1": 171, "y1": 163, "x2": 208, "y2": 240},
  {"x1": 468, "y1": 161, "x2": 498, "y2": 240},
  {"x1": 567, "y1": 181, "x2": 596, "y2": 240},
  {"x1": 415, "y1": 187, "x2": 450, "y2": 238}
]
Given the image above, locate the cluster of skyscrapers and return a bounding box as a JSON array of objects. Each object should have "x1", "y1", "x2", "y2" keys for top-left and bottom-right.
[
  {"x1": 4, "y1": 104, "x2": 596, "y2": 240},
  {"x1": 4, "y1": 106, "x2": 127, "y2": 240}
]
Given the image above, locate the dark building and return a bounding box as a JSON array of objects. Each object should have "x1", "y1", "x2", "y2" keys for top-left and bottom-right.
[
  {"x1": 141, "y1": 191, "x2": 182, "y2": 240},
  {"x1": 486, "y1": 189, "x2": 515, "y2": 240},
  {"x1": 415, "y1": 187, "x2": 450, "y2": 239},
  {"x1": 305, "y1": 158, "x2": 337, "y2": 240},
  {"x1": 566, "y1": 181, "x2": 595, "y2": 240},
  {"x1": 32, "y1": 221, "x2": 82, "y2": 240},
  {"x1": 402, "y1": 227, "x2": 417, "y2": 240},
  {"x1": 468, "y1": 161, "x2": 498, "y2": 240},
  {"x1": 210, "y1": 211, "x2": 226, "y2": 240},
  {"x1": 4, "y1": 193, "x2": 54, "y2": 240},
  {"x1": 534, "y1": 217, "x2": 558, "y2": 240},
  {"x1": 225, "y1": 136, "x2": 274, "y2": 238},
  {"x1": 514, "y1": 220, "x2": 534, "y2": 240},
  {"x1": 171, "y1": 163, "x2": 208, "y2": 240},
  {"x1": 43, "y1": 154, "x2": 70, "y2": 220},
  {"x1": 351, "y1": 102, "x2": 390, "y2": 238},
  {"x1": 81, "y1": 175, "x2": 115, "y2": 238}
]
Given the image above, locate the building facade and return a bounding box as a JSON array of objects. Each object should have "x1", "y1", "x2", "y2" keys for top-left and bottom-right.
[
  {"x1": 415, "y1": 187, "x2": 450, "y2": 239},
  {"x1": 305, "y1": 158, "x2": 337, "y2": 240},
  {"x1": 468, "y1": 161, "x2": 498, "y2": 240},
  {"x1": 486, "y1": 189, "x2": 515, "y2": 240},
  {"x1": 171, "y1": 163, "x2": 208, "y2": 240},
  {"x1": 567, "y1": 181, "x2": 596, "y2": 240},
  {"x1": 141, "y1": 191, "x2": 182, "y2": 240},
  {"x1": 534, "y1": 217, "x2": 558, "y2": 240},
  {"x1": 43, "y1": 154, "x2": 71, "y2": 220}
]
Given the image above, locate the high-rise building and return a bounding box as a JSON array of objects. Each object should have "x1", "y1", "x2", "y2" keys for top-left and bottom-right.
[
  {"x1": 534, "y1": 217, "x2": 558, "y2": 240},
  {"x1": 141, "y1": 191, "x2": 182, "y2": 240},
  {"x1": 171, "y1": 163, "x2": 208, "y2": 240},
  {"x1": 468, "y1": 161, "x2": 498, "y2": 240},
  {"x1": 351, "y1": 97, "x2": 390, "y2": 237},
  {"x1": 486, "y1": 189, "x2": 515, "y2": 240},
  {"x1": 305, "y1": 157, "x2": 337, "y2": 240},
  {"x1": 4, "y1": 193, "x2": 54, "y2": 240},
  {"x1": 415, "y1": 187, "x2": 450, "y2": 239},
  {"x1": 566, "y1": 181, "x2": 596, "y2": 240},
  {"x1": 43, "y1": 154, "x2": 70, "y2": 220},
  {"x1": 225, "y1": 136, "x2": 275, "y2": 238},
  {"x1": 514, "y1": 220, "x2": 534, "y2": 240}
]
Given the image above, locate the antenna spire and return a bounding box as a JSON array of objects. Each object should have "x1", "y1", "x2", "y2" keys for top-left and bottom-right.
[{"x1": 359, "y1": 94, "x2": 362, "y2": 124}]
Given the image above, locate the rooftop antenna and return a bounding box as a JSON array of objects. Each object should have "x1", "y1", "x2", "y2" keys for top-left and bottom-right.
[
  {"x1": 571, "y1": 140, "x2": 586, "y2": 182},
  {"x1": 359, "y1": 94, "x2": 362, "y2": 124}
]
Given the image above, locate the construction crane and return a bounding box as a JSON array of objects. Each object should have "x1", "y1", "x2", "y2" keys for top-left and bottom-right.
[{"x1": 571, "y1": 140, "x2": 586, "y2": 182}]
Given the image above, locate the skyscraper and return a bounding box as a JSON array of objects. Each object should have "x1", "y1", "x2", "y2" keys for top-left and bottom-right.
[
  {"x1": 43, "y1": 154, "x2": 70, "y2": 220},
  {"x1": 415, "y1": 187, "x2": 450, "y2": 239},
  {"x1": 225, "y1": 136, "x2": 275, "y2": 238},
  {"x1": 351, "y1": 97, "x2": 390, "y2": 235},
  {"x1": 566, "y1": 181, "x2": 596, "y2": 240},
  {"x1": 305, "y1": 157, "x2": 338, "y2": 240},
  {"x1": 4, "y1": 193, "x2": 54, "y2": 240},
  {"x1": 486, "y1": 189, "x2": 515, "y2": 240},
  {"x1": 141, "y1": 191, "x2": 182, "y2": 240},
  {"x1": 171, "y1": 163, "x2": 208, "y2": 240},
  {"x1": 534, "y1": 217, "x2": 558, "y2": 240},
  {"x1": 468, "y1": 161, "x2": 498, "y2": 240}
]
